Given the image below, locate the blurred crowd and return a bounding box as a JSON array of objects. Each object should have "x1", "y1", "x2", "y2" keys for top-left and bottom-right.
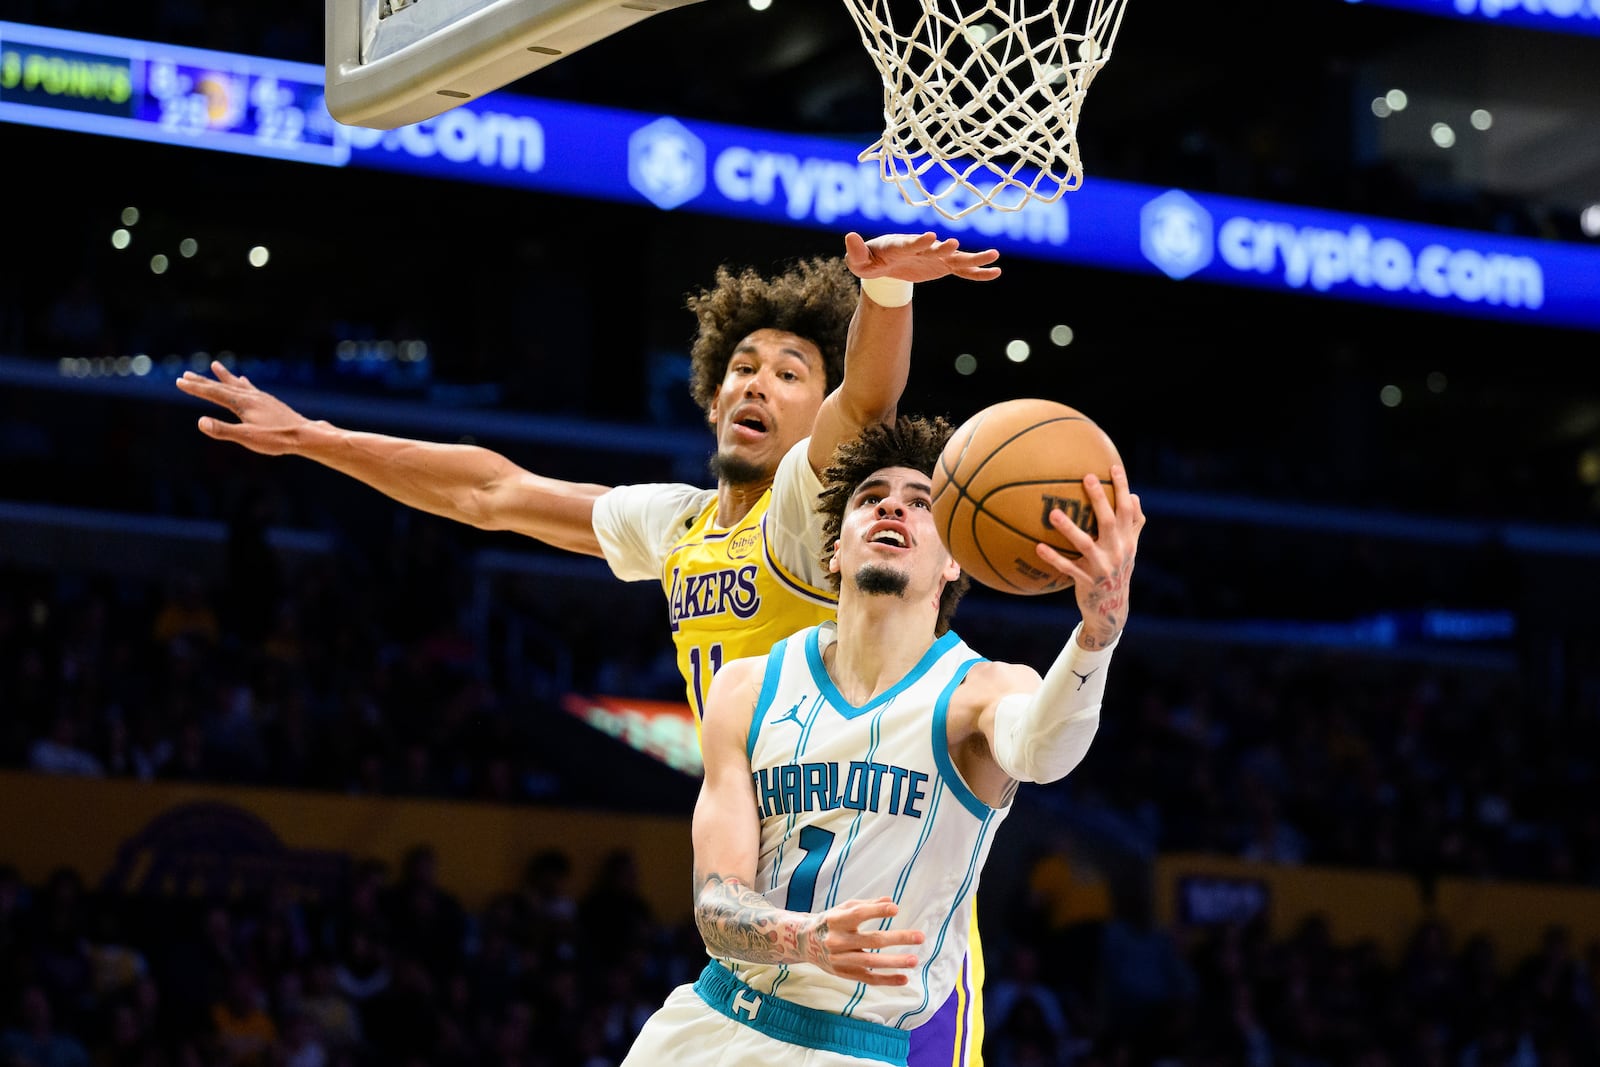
[
  {"x1": 4, "y1": 507, "x2": 1598, "y2": 891},
  {"x1": 0, "y1": 845, "x2": 686, "y2": 1067},
  {"x1": 2, "y1": 385, "x2": 1598, "y2": 1067},
  {"x1": 2, "y1": 842, "x2": 1598, "y2": 1067},
  {"x1": 983, "y1": 873, "x2": 1600, "y2": 1067}
]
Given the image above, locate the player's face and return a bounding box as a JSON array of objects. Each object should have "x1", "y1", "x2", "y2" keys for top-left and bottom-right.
[
  {"x1": 831, "y1": 466, "x2": 960, "y2": 597},
  {"x1": 706, "y1": 329, "x2": 827, "y2": 482}
]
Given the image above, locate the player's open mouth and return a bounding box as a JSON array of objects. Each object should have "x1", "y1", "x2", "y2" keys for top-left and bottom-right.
[
  {"x1": 868, "y1": 526, "x2": 907, "y2": 547},
  {"x1": 728, "y1": 405, "x2": 770, "y2": 439},
  {"x1": 729, "y1": 419, "x2": 768, "y2": 444}
]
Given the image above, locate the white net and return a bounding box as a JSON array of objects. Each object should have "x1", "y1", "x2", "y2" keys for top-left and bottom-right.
[{"x1": 843, "y1": 0, "x2": 1132, "y2": 219}]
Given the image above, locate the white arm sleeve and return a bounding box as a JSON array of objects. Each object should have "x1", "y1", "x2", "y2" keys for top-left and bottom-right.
[
  {"x1": 591, "y1": 482, "x2": 716, "y2": 581},
  {"x1": 991, "y1": 623, "x2": 1119, "y2": 784}
]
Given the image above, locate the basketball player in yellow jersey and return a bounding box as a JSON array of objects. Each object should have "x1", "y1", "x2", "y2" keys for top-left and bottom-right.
[
  {"x1": 599, "y1": 444, "x2": 839, "y2": 723},
  {"x1": 176, "y1": 229, "x2": 1002, "y2": 1067}
]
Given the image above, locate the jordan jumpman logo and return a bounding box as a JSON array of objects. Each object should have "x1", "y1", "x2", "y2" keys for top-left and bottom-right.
[{"x1": 772, "y1": 700, "x2": 807, "y2": 728}]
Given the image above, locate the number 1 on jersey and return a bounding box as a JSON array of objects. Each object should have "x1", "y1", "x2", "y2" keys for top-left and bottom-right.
[
  {"x1": 785, "y1": 825, "x2": 837, "y2": 912},
  {"x1": 688, "y1": 642, "x2": 724, "y2": 721}
]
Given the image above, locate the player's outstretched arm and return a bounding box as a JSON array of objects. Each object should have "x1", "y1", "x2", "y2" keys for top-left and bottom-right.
[
  {"x1": 953, "y1": 465, "x2": 1145, "y2": 800},
  {"x1": 806, "y1": 232, "x2": 1002, "y2": 475},
  {"x1": 176, "y1": 361, "x2": 611, "y2": 555},
  {"x1": 691, "y1": 657, "x2": 925, "y2": 986}
]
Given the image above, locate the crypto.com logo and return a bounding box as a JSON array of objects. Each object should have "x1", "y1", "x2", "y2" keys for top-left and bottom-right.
[
  {"x1": 1141, "y1": 190, "x2": 1214, "y2": 280},
  {"x1": 628, "y1": 117, "x2": 705, "y2": 210}
]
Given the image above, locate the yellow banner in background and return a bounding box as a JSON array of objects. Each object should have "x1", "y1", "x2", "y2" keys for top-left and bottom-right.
[
  {"x1": 1157, "y1": 853, "x2": 1422, "y2": 957},
  {"x1": 0, "y1": 770, "x2": 694, "y2": 921},
  {"x1": 1156, "y1": 852, "x2": 1600, "y2": 970},
  {"x1": 14, "y1": 772, "x2": 1596, "y2": 968}
]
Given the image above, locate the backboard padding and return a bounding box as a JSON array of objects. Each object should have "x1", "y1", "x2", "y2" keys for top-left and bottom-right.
[{"x1": 327, "y1": 0, "x2": 706, "y2": 129}]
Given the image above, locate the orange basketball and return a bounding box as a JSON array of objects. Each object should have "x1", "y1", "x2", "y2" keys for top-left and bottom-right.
[{"x1": 930, "y1": 398, "x2": 1121, "y2": 595}]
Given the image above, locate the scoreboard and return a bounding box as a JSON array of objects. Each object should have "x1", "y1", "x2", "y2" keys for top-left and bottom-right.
[{"x1": 0, "y1": 21, "x2": 346, "y2": 166}]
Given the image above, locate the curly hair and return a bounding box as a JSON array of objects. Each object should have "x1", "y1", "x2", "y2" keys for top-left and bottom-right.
[
  {"x1": 817, "y1": 415, "x2": 972, "y2": 636},
  {"x1": 685, "y1": 255, "x2": 858, "y2": 412}
]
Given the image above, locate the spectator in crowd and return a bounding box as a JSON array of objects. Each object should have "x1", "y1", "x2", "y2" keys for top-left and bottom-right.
[
  {"x1": 575, "y1": 851, "x2": 653, "y2": 973},
  {"x1": 1, "y1": 984, "x2": 91, "y2": 1067},
  {"x1": 381, "y1": 846, "x2": 465, "y2": 978},
  {"x1": 986, "y1": 944, "x2": 1081, "y2": 1067},
  {"x1": 296, "y1": 958, "x2": 362, "y2": 1057},
  {"x1": 1091, "y1": 881, "x2": 1199, "y2": 1062},
  {"x1": 29, "y1": 714, "x2": 106, "y2": 779},
  {"x1": 208, "y1": 969, "x2": 277, "y2": 1067},
  {"x1": 513, "y1": 850, "x2": 579, "y2": 968},
  {"x1": 29, "y1": 869, "x2": 96, "y2": 1032}
]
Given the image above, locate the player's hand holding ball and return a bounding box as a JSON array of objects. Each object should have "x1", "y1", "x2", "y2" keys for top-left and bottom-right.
[
  {"x1": 930, "y1": 398, "x2": 1135, "y2": 596},
  {"x1": 930, "y1": 397, "x2": 1144, "y2": 646},
  {"x1": 1044, "y1": 462, "x2": 1142, "y2": 649}
]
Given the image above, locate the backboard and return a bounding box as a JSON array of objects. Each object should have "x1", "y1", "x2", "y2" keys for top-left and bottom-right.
[{"x1": 326, "y1": 0, "x2": 706, "y2": 129}]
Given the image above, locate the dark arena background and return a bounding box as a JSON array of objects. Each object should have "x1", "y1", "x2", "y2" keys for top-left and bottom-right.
[{"x1": 1, "y1": 1, "x2": 1599, "y2": 1064}]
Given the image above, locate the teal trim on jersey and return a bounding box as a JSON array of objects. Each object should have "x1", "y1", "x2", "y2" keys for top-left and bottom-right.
[
  {"x1": 890, "y1": 778, "x2": 943, "y2": 906},
  {"x1": 825, "y1": 705, "x2": 885, "y2": 911},
  {"x1": 804, "y1": 625, "x2": 961, "y2": 719},
  {"x1": 748, "y1": 636, "x2": 791, "y2": 762},
  {"x1": 888, "y1": 780, "x2": 946, "y2": 1028},
  {"x1": 695, "y1": 961, "x2": 909, "y2": 1065},
  {"x1": 930, "y1": 657, "x2": 993, "y2": 820},
  {"x1": 829, "y1": 706, "x2": 888, "y2": 1020},
  {"x1": 796, "y1": 688, "x2": 820, "y2": 756},
  {"x1": 896, "y1": 808, "x2": 997, "y2": 1029}
]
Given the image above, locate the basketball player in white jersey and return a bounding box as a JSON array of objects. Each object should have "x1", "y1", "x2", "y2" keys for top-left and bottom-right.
[
  {"x1": 621, "y1": 416, "x2": 1143, "y2": 1066},
  {"x1": 176, "y1": 232, "x2": 1006, "y2": 1067}
]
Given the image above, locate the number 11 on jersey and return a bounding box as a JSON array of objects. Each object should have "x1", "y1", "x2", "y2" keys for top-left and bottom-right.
[{"x1": 688, "y1": 642, "x2": 724, "y2": 723}]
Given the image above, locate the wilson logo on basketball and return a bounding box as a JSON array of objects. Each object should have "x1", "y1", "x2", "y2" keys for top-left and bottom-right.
[{"x1": 1040, "y1": 494, "x2": 1100, "y2": 537}]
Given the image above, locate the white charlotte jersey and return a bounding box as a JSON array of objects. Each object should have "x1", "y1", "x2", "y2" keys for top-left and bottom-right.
[{"x1": 721, "y1": 621, "x2": 1009, "y2": 1031}]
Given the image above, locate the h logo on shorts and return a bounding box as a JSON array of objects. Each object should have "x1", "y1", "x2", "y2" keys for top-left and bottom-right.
[{"x1": 731, "y1": 989, "x2": 762, "y2": 1020}]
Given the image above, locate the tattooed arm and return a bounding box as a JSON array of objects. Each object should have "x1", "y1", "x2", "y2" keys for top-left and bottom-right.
[
  {"x1": 690, "y1": 656, "x2": 926, "y2": 986},
  {"x1": 1049, "y1": 465, "x2": 1142, "y2": 651},
  {"x1": 948, "y1": 465, "x2": 1145, "y2": 805}
]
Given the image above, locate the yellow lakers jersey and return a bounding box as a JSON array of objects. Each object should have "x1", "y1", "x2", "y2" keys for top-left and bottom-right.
[{"x1": 662, "y1": 490, "x2": 836, "y2": 725}]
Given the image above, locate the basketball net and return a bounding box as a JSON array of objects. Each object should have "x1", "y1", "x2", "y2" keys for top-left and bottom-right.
[{"x1": 842, "y1": 0, "x2": 1132, "y2": 220}]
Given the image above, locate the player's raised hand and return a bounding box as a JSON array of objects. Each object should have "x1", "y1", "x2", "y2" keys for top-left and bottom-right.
[
  {"x1": 176, "y1": 361, "x2": 312, "y2": 456},
  {"x1": 799, "y1": 896, "x2": 926, "y2": 986},
  {"x1": 845, "y1": 231, "x2": 1002, "y2": 283},
  {"x1": 1037, "y1": 464, "x2": 1143, "y2": 647}
]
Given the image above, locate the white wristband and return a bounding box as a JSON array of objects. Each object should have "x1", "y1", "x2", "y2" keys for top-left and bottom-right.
[{"x1": 860, "y1": 276, "x2": 914, "y2": 308}]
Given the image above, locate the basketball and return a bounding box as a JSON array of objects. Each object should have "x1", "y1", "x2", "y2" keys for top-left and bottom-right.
[{"x1": 930, "y1": 398, "x2": 1122, "y2": 596}]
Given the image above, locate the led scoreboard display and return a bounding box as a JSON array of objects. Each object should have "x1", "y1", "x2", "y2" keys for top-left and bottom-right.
[{"x1": 0, "y1": 21, "x2": 348, "y2": 166}]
